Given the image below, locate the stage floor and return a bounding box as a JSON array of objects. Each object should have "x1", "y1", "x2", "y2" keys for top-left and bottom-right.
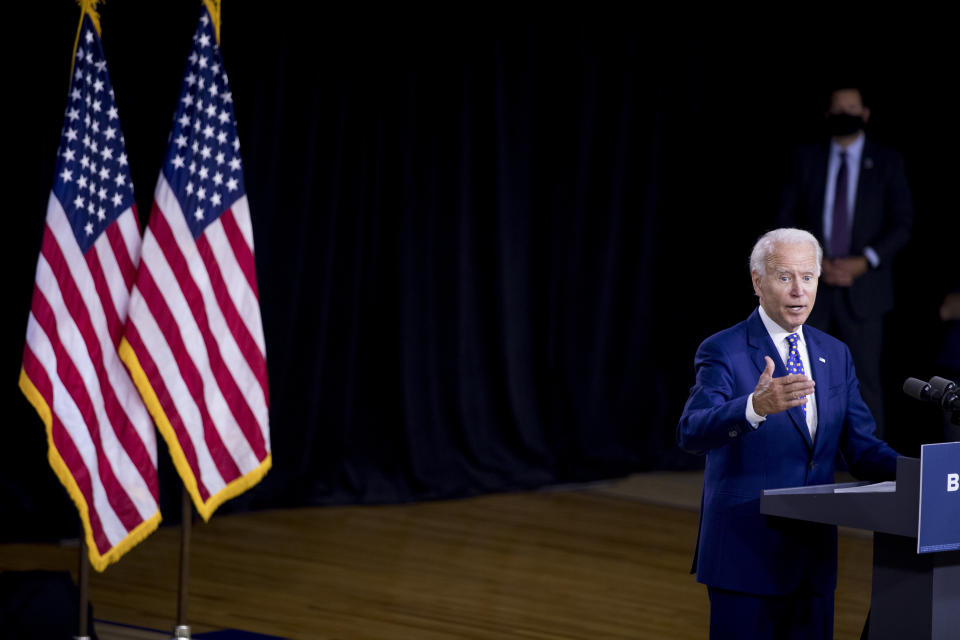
[{"x1": 0, "y1": 471, "x2": 873, "y2": 639}]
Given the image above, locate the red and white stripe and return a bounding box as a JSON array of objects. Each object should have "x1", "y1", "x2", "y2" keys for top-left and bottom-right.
[
  {"x1": 21, "y1": 194, "x2": 160, "y2": 567},
  {"x1": 124, "y1": 174, "x2": 269, "y2": 519}
]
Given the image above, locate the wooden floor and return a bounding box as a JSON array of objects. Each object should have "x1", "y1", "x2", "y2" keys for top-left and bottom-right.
[{"x1": 0, "y1": 472, "x2": 874, "y2": 639}]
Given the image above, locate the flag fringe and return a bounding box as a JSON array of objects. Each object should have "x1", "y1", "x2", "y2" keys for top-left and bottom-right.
[
  {"x1": 70, "y1": 1, "x2": 103, "y2": 83},
  {"x1": 75, "y1": 0, "x2": 102, "y2": 34},
  {"x1": 202, "y1": 0, "x2": 221, "y2": 44},
  {"x1": 19, "y1": 368, "x2": 162, "y2": 572},
  {"x1": 119, "y1": 338, "x2": 271, "y2": 522}
]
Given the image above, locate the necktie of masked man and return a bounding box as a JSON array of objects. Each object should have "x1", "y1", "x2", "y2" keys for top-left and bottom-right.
[{"x1": 830, "y1": 150, "x2": 851, "y2": 257}]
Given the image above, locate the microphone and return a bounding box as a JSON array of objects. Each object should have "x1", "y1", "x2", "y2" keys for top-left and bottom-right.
[{"x1": 903, "y1": 376, "x2": 960, "y2": 411}]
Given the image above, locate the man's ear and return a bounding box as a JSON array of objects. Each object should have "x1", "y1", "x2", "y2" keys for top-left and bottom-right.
[
  {"x1": 861, "y1": 107, "x2": 871, "y2": 124},
  {"x1": 751, "y1": 271, "x2": 762, "y2": 297}
]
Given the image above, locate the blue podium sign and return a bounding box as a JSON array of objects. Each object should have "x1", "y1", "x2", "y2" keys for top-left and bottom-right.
[{"x1": 917, "y1": 441, "x2": 960, "y2": 554}]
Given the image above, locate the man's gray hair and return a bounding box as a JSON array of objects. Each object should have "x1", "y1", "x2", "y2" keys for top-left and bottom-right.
[{"x1": 750, "y1": 228, "x2": 823, "y2": 277}]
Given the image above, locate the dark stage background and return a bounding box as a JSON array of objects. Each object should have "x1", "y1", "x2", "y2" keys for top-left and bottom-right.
[{"x1": 2, "y1": 5, "x2": 957, "y2": 542}]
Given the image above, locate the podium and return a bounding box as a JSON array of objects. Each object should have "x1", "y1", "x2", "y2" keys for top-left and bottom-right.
[{"x1": 761, "y1": 457, "x2": 960, "y2": 640}]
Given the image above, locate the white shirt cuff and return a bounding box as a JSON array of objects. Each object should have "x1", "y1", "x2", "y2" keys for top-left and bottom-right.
[
  {"x1": 864, "y1": 246, "x2": 880, "y2": 268},
  {"x1": 745, "y1": 392, "x2": 766, "y2": 429}
]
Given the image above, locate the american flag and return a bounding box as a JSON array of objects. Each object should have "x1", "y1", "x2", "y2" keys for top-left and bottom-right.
[
  {"x1": 120, "y1": 6, "x2": 270, "y2": 521},
  {"x1": 19, "y1": 10, "x2": 161, "y2": 571}
]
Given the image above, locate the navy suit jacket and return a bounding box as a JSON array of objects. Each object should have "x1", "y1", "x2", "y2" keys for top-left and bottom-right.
[
  {"x1": 777, "y1": 139, "x2": 913, "y2": 319},
  {"x1": 677, "y1": 309, "x2": 898, "y2": 596}
]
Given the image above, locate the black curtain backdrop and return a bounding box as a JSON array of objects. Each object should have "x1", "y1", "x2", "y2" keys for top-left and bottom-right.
[{"x1": 3, "y1": 5, "x2": 957, "y2": 542}]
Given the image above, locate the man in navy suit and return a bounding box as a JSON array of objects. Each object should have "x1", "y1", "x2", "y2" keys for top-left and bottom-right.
[
  {"x1": 778, "y1": 86, "x2": 913, "y2": 438},
  {"x1": 677, "y1": 228, "x2": 900, "y2": 640}
]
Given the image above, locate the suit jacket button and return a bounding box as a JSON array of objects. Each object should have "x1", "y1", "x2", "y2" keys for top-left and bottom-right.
[
  {"x1": 728, "y1": 430, "x2": 738, "y2": 438},
  {"x1": 808, "y1": 461, "x2": 816, "y2": 470}
]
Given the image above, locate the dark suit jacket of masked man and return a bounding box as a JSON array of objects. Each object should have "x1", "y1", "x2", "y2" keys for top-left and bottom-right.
[
  {"x1": 777, "y1": 138, "x2": 913, "y2": 438},
  {"x1": 777, "y1": 139, "x2": 913, "y2": 320}
]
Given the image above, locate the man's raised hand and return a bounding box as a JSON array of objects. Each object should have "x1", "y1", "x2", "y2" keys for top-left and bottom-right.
[{"x1": 752, "y1": 356, "x2": 815, "y2": 417}]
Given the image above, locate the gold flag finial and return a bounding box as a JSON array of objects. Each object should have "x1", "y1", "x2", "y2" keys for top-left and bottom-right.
[{"x1": 202, "y1": 0, "x2": 222, "y2": 43}]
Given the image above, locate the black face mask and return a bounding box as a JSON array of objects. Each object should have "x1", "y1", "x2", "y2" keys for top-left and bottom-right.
[{"x1": 826, "y1": 112, "x2": 865, "y2": 137}]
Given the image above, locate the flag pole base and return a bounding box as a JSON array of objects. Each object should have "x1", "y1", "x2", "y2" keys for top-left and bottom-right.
[{"x1": 172, "y1": 624, "x2": 191, "y2": 638}]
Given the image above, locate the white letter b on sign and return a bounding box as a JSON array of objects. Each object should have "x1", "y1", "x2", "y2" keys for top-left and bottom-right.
[{"x1": 949, "y1": 473, "x2": 960, "y2": 492}]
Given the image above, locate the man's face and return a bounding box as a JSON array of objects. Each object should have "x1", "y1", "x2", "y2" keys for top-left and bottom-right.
[
  {"x1": 828, "y1": 88, "x2": 870, "y2": 122},
  {"x1": 752, "y1": 242, "x2": 819, "y2": 332}
]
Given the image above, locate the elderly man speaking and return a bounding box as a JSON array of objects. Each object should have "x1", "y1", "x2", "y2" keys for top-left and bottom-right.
[{"x1": 677, "y1": 228, "x2": 899, "y2": 640}]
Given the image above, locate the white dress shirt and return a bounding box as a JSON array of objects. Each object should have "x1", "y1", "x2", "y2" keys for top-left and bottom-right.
[{"x1": 746, "y1": 306, "x2": 818, "y2": 441}]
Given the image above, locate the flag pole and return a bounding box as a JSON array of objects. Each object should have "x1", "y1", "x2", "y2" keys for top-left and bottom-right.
[
  {"x1": 75, "y1": 536, "x2": 91, "y2": 640},
  {"x1": 173, "y1": 484, "x2": 193, "y2": 639}
]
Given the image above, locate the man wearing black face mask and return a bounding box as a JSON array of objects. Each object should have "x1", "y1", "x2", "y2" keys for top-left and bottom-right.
[{"x1": 777, "y1": 86, "x2": 913, "y2": 438}]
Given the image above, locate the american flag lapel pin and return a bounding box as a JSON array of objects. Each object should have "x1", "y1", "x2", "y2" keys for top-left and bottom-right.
[{"x1": 818, "y1": 357, "x2": 826, "y2": 363}]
